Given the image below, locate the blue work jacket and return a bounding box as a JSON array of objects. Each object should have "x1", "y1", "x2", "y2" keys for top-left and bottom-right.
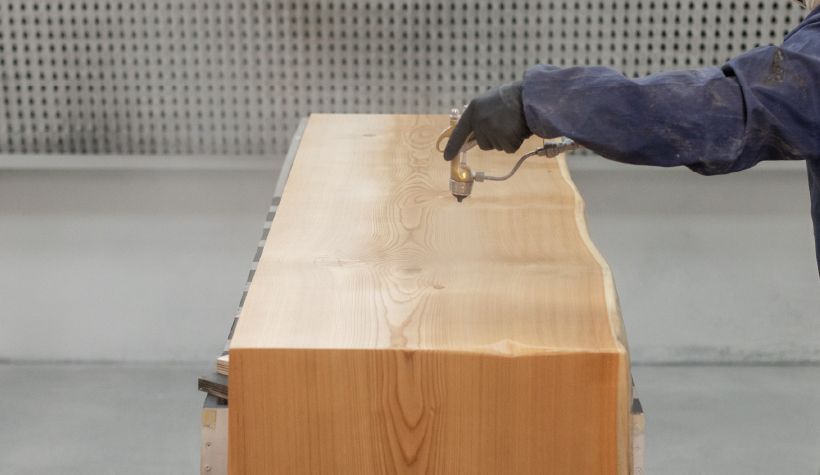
[{"x1": 523, "y1": 9, "x2": 820, "y2": 276}]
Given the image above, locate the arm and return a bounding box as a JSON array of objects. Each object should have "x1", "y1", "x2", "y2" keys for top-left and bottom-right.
[
  {"x1": 523, "y1": 39, "x2": 820, "y2": 175},
  {"x1": 522, "y1": 65, "x2": 746, "y2": 175},
  {"x1": 447, "y1": 12, "x2": 820, "y2": 174}
]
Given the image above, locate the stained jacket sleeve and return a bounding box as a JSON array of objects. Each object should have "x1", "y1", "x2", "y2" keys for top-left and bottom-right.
[
  {"x1": 521, "y1": 13, "x2": 820, "y2": 175},
  {"x1": 522, "y1": 65, "x2": 748, "y2": 175}
]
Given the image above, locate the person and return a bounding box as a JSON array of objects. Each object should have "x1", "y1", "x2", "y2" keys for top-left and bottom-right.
[{"x1": 444, "y1": 1, "x2": 820, "y2": 277}]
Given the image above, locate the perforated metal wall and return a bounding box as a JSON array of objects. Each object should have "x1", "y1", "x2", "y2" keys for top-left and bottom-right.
[{"x1": 0, "y1": 1, "x2": 806, "y2": 156}]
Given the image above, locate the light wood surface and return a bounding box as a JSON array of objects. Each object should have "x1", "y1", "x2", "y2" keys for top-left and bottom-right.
[{"x1": 230, "y1": 114, "x2": 631, "y2": 474}]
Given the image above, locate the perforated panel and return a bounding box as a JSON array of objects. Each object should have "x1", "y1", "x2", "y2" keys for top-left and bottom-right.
[{"x1": 0, "y1": 1, "x2": 805, "y2": 156}]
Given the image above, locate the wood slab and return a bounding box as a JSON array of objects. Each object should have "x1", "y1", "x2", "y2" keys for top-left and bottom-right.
[{"x1": 230, "y1": 114, "x2": 631, "y2": 474}]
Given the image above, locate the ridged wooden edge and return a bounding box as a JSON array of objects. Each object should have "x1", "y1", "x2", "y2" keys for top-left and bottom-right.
[{"x1": 556, "y1": 154, "x2": 632, "y2": 473}]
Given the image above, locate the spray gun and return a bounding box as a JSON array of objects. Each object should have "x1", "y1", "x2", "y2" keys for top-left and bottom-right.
[{"x1": 436, "y1": 108, "x2": 584, "y2": 202}]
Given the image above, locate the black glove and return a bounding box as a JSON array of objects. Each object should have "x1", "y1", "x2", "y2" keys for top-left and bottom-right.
[{"x1": 443, "y1": 81, "x2": 532, "y2": 161}]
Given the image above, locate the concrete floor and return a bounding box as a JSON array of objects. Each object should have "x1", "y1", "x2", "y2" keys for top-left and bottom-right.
[{"x1": 0, "y1": 364, "x2": 818, "y2": 474}]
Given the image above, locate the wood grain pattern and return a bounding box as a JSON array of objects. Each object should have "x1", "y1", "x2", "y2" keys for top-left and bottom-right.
[{"x1": 230, "y1": 114, "x2": 631, "y2": 474}]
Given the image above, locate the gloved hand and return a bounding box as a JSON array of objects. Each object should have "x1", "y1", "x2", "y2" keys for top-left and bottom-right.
[{"x1": 443, "y1": 81, "x2": 533, "y2": 161}]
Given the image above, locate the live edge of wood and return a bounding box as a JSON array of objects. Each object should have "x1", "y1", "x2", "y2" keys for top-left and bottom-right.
[{"x1": 229, "y1": 114, "x2": 631, "y2": 474}]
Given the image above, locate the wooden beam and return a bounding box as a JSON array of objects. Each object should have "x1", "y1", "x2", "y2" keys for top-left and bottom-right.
[{"x1": 230, "y1": 114, "x2": 632, "y2": 474}]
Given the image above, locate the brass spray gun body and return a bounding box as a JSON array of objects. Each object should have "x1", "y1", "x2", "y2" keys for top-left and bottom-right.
[{"x1": 436, "y1": 109, "x2": 584, "y2": 202}]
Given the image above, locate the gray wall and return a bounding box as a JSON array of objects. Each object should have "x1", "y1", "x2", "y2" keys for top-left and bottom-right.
[
  {"x1": 0, "y1": 158, "x2": 279, "y2": 362},
  {"x1": 573, "y1": 159, "x2": 820, "y2": 364},
  {"x1": 1, "y1": 156, "x2": 817, "y2": 364}
]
